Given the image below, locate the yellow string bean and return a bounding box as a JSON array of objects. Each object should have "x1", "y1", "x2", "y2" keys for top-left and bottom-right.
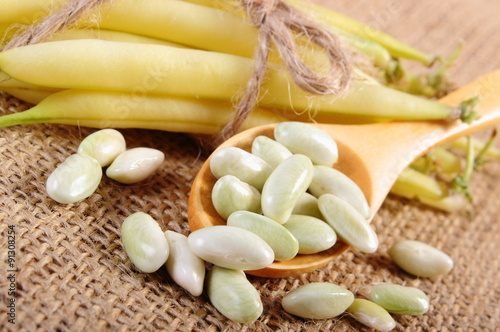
[
  {"x1": 0, "y1": 88, "x2": 53, "y2": 104},
  {"x1": 0, "y1": 89, "x2": 284, "y2": 134},
  {"x1": 0, "y1": 39, "x2": 460, "y2": 121}
]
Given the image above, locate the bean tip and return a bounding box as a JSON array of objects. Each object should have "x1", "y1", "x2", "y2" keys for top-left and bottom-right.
[
  {"x1": 459, "y1": 96, "x2": 481, "y2": 124},
  {"x1": 425, "y1": 54, "x2": 439, "y2": 67}
]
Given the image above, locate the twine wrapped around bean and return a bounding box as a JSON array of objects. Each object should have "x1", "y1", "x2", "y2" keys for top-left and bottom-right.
[
  {"x1": 2, "y1": 0, "x2": 352, "y2": 148},
  {"x1": 213, "y1": 0, "x2": 352, "y2": 145},
  {"x1": 2, "y1": 0, "x2": 111, "y2": 51}
]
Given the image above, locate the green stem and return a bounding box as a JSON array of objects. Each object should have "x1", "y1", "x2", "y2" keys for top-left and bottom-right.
[
  {"x1": 386, "y1": 44, "x2": 462, "y2": 98},
  {"x1": 452, "y1": 136, "x2": 474, "y2": 200},
  {"x1": 411, "y1": 147, "x2": 462, "y2": 175},
  {"x1": 473, "y1": 128, "x2": 498, "y2": 167},
  {"x1": 448, "y1": 135, "x2": 500, "y2": 160}
]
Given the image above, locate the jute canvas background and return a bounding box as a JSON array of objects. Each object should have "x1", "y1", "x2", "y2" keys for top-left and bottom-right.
[{"x1": 1, "y1": 0, "x2": 499, "y2": 331}]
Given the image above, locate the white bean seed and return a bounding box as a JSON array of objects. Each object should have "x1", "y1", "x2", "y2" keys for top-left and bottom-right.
[
  {"x1": 261, "y1": 154, "x2": 314, "y2": 224},
  {"x1": 282, "y1": 282, "x2": 354, "y2": 319},
  {"x1": 46, "y1": 153, "x2": 102, "y2": 204},
  {"x1": 211, "y1": 175, "x2": 261, "y2": 220},
  {"x1": 121, "y1": 212, "x2": 169, "y2": 273},
  {"x1": 388, "y1": 240, "x2": 454, "y2": 278},
  {"x1": 187, "y1": 226, "x2": 274, "y2": 270},
  {"x1": 318, "y1": 194, "x2": 378, "y2": 253},
  {"x1": 291, "y1": 192, "x2": 324, "y2": 220},
  {"x1": 210, "y1": 146, "x2": 272, "y2": 190},
  {"x1": 227, "y1": 211, "x2": 299, "y2": 261},
  {"x1": 310, "y1": 165, "x2": 371, "y2": 219},
  {"x1": 251, "y1": 135, "x2": 292, "y2": 169},
  {"x1": 370, "y1": 284, "x2": 430, "y2": 315},
  {"x1": 347, "y1": 299, "x2": 396, "y2": 332},
  {"x1": 207, "y1": 266, "x2": 263, "y2": 323},
  {"x1": 106, "y1": 147, "x2": 164, "y2": 184},
  {"x1": 274, "y1": 122, "x2": 338, "y2": 166},
  {"x1": 164, "y1": 231, "x2": 206, "y2": 296},
  {"x1": 77, "y1": 128, "x2": 126, "y2": 167},
  {"x1": 283, "y1": 215, "x2": 337, "y2": 254}
]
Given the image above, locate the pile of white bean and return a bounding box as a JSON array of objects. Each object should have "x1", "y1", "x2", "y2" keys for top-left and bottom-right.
[
  {"x1": 118, "y1": 122, "x2": 453, "y2": 329},
  {"x1": 45, "y1": 125, "x2": 454, "y2": 330},
  {"x1": 46, "y1": 129, "x2": 165, "y2": 204},
  {"x1": 208, "y1": 121, "x2": 378, "y2": 264}
]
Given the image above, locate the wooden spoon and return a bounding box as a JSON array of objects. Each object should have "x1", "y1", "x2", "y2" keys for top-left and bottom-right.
[{"x1": 188, "y1": 69, "x2": 500, "y2": 278}]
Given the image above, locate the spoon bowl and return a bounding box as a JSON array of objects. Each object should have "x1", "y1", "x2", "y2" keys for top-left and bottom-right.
[{"x1": 188, "y1": 70, "x2": 500, "y2": 278}]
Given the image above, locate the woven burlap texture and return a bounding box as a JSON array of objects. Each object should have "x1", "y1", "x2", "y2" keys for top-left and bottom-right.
[{"x1": 1, "y1": 0, "x2": 500, "y2": 331}]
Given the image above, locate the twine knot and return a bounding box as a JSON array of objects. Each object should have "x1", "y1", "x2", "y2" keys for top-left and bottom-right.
[
  {"x1": 213, "y1": 0, "x2": 352, "y2": 147},
  {"x1": 245, "y1": 0, "x2": 280, "y2": 25}
]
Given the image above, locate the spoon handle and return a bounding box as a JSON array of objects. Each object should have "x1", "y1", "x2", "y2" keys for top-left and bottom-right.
[{"x1": 331, "y1": 69, "x2": 500, "y2": 214}]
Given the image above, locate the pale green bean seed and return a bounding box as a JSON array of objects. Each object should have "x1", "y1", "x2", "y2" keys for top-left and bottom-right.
[
  {"x1": 106, "y1": 147, "x2": 165, "y2": 184},
  {"x1": 370, "y1": 284, "x2": 430, "y2": 315},
  {"x1": 347, "y1": 299, "x2": 396, "y2": 331},
  {"x1": 46, "y1": 153, "x2": 102, "y2": 204},
  {"x1": 210, "y1": 146, "x2": 272, "y2": 190},
  {"x1": 77, "y1": 128, "x2": 126, "y2": 167},
  {"x1": 283, "y1": 215, "x2": 337, "y2": 254},
  {"x1": 227, "y1": 211, "x2": 299, "y2": 261},
  {"x1": 282, "y1": 282, "x2": 354, "y2": 319},
  {"x1": 187, "y1": 225, "x2": 274, "y2": 270},
  {"x1": 261, "y1": 154, "x2": 314, "y2": 224},
  {"x1": 164, "y1": 231, "x2": 206, "y2": 296},
  {"x1": 211, "y1": 175, "x2": 261, "y2": 220},
  {"x1": 310, "y1": 165, "x2": 371, "y2": 219},
  {"x1": 274, "y1": 122, "x2": 338, "y2": 166},
  {"x1": 291, "y1": 192, "x2": 324, "y2": 219},
  {"x1": 388, "y1": 240, "x2": 454, "y2": 278},
  {"x1": 207, "y1": 266, "x2": 263, "y2": 323},
  {"x1": 251, "y1": 135, "x2": 292, "y2": 169},
  {"x1": 318, "y1": 194, "x2": 378, "y2": 253},
  {"x1": 121, "y1": 212, "x2": 169, "y2": 273}
]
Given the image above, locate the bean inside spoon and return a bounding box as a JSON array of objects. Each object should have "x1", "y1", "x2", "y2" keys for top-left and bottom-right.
[{"x1": 188, "y1": 70, "x2": 500, "y2": 278}]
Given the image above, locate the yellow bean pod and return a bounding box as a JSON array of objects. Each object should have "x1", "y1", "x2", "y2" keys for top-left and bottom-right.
[
  {"x1": 0, "y1": 89, "x2": 283, "y2": 134},
  {"x1": 0, "y1": 87, "x2": 54, "y2": 104},
  {"x1": 0, "y1": 0, "x2": 67, "y2": 24},
  {"x1": 0, "y1": 39, "x2": 459, "y2": 121},
  {"x1": 390, "y1": 167, "x2": 444, "y2": 200},
  {"x1": 90, "y1": 0, "x2": 258, "y2": 59}
]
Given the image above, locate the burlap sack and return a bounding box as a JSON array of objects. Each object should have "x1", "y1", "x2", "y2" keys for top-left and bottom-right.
[{"x1": 1, "y1": 0, "x2": 499, "y2": 330}]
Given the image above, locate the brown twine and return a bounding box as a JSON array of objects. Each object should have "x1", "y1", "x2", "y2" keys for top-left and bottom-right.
[
  {"x1": 211, "y1": 0, "x2": 352, "y2": 147},
  {"x1": 2, "y1": 0, "x2": 111, "y2": 51}
]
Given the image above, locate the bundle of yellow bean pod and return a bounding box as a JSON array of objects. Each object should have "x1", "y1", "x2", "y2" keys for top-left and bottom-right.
[{"x1": 0, "y1": 0, "x2": 450, "y2": 95}]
